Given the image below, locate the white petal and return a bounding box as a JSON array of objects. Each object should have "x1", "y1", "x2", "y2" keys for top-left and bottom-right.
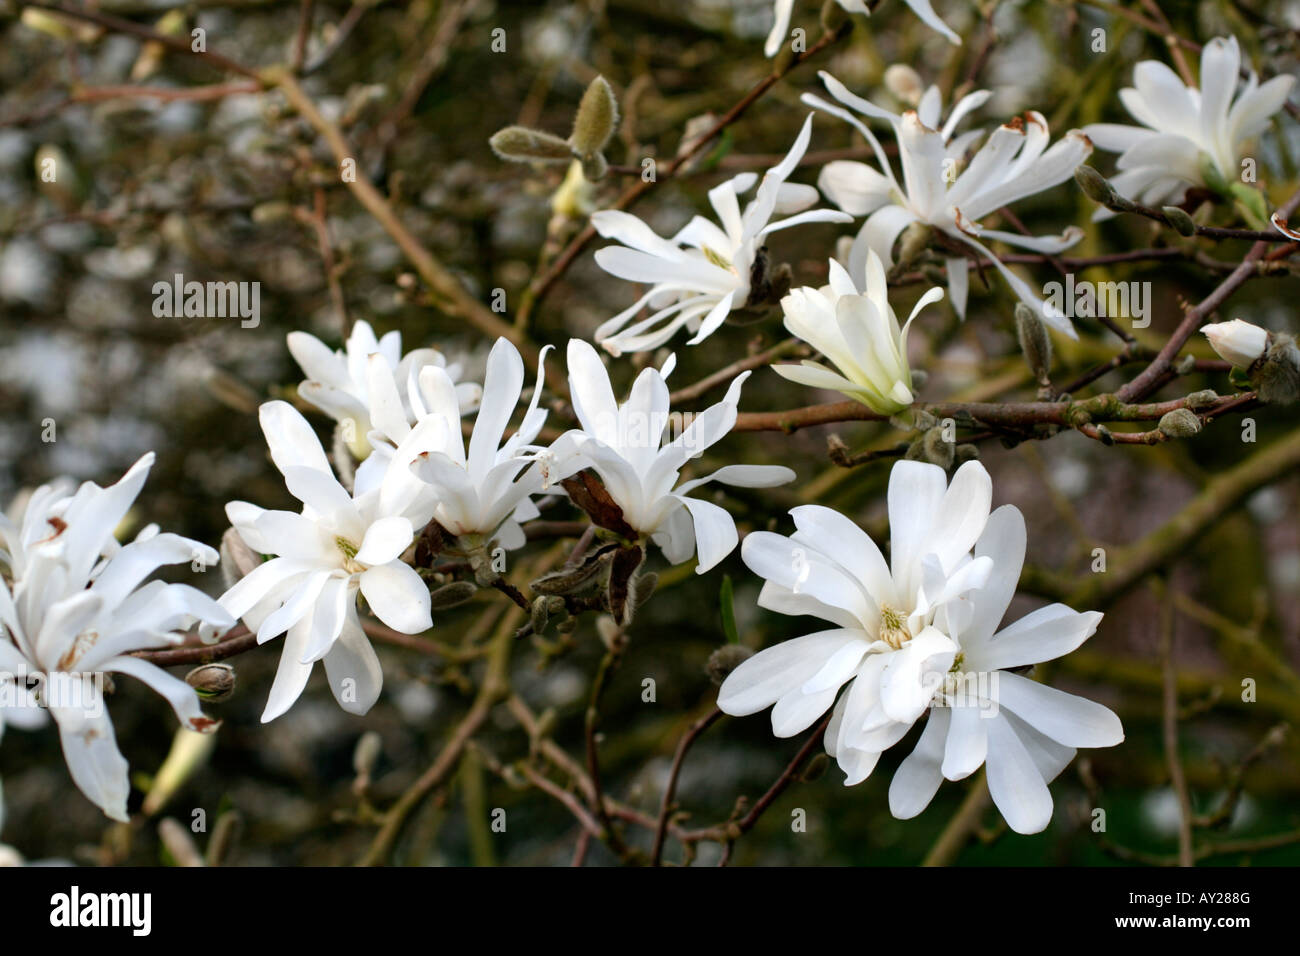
[
  {"x1": 888, "y1": 707, "x2": 950, "y2": 818},
  {"x1": 359, "y1": 561, "x2": 433, "y2": 634},
  {"x1": 355, "y1": 516, "x2": 414, "y2": 566}
]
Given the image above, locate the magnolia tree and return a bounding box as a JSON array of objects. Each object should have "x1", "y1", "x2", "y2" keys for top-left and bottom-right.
[{"x1": 0, "y1": 0, "x2": 1298, "y2": 868}]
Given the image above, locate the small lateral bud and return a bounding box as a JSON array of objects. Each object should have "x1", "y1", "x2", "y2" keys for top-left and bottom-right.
[
  {"x1": 707, "y1": 644, "x2": 754, "y2": 686},
  {"x1": 429, "y1": 581, "x2": 478, "y2": 610},
  {"x1": 1074, "y1": 165, "x2": 1118, "y2": 206},
  {"x1": 1161, "y1": 206, "x2": 1197, "y2": 236},
  {"x1": 1184, "y1": 389, "x2": 1218, "y2": 410},
  {"x1": 489, "y1": 125, "x2": 573, "y2": 163},
  {"x1": 185, "y1": 663, "x2": 236, "y2": 702},
  {"x1": 569, "y1": 75, "x2": 619, "y2": 158},
  {"x1": 1015, "y1": 302, "x2": 1052, "y2": 385},
  {"x1": 1158, "y1": 408, "x2": 1202, "y2": 438}
]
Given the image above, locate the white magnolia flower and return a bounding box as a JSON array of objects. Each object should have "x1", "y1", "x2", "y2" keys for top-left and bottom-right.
[
  {"x1": 765, "y1": 0, "x2": 959, "y2": 57},
  {"x1": 0, "y1": 454, "x2": 233, "y2": 821},
  {"x1": 1083, "y1": 36, "x2": 1294, "y2": 219},
  {"x1": 560, "y1": 339, "x2": 795, "y2": 572},
  {"x1": 718, "y1": 460, "x2": 995, "y2": 750},
  {"x1": 880, "y1": 506, "x2": 1123, "y2": 834},
  {"x1": 776, "y1": 244, "x2": 944, "y2": 413},
  {"x1": 220, "y1": 402, "x2": 434, "y2": 722},
  {"x1": 591, "y1": 115, "x2": 852, "y2": 356},
  {"x1": 1203, "y1": 318, "x2": 1269, "y2": 369},
  {"x1": 806, "y1": 72, "x2": 1092, "y2": 334},
  {"x1": 288, "y1": 319, "x2": 482, "y2": 458},
  {"x1": 363, "y1": 337, "x2": 565, "y2": 552}
]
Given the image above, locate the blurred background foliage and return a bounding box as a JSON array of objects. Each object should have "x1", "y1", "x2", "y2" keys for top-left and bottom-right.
[{"x1": 0, "y1": 0, "x2": 1299, "y2": 865}]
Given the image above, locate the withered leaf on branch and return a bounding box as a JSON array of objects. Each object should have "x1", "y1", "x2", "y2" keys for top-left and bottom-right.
[
  {"x1": 414, "y1": 519, "x2": 448, "y2": 568},
  {"x1": 560, "y1": 471, "x2": 639, "y2": 540}
]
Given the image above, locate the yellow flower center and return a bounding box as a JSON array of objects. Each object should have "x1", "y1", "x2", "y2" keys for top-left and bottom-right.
[
  {"x1": 336, "y1": 536, "x2": 365, "y2": 574},
  {"x1": 879, "y1": 604, "x2": 909, "y2": 650}
]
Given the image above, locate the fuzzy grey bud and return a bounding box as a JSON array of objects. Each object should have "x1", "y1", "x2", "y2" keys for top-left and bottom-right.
[
  {"x1": 707, "y1": 644, "x2": 753, "y2": 686},
  {"x1": 1015, "y1": 302, "x2": 1053, "y2": 385},
  {"x1": 429, "y1": 581, "x2": 477, "y2": 610},
  {"x1": 1162, "y1": 206, "x2": 1197, "y2": 236},
  {"x1": 1255, "y1": 332, "x2": 1300, "y2": 405},
  {"x1": 569, "y1": 75, "x2": 619, "y2": 158},
  {"x1": 1184, "y1": 389, "x2": 1219, "y2": 410},
  {"x1": 1158, "y1": 408, "x2": 1202, "y2": 438},
  {"x1": 489, "y1": 125, "x2": 573, "y2": 163}
]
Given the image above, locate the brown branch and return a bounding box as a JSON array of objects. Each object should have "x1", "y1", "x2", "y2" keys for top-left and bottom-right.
[
  {"x1": 23, "y1": 2, "x2": 260, "y2": 78},
  {"x1": 515, "y1": 23, "x2": 851, "y2": 326},
  {"x1": 651, "y1": 707, "x2": 724, "y2": 866},
  {"x1": 267, "y1": 67, "x2": 540, "y2": 366}
]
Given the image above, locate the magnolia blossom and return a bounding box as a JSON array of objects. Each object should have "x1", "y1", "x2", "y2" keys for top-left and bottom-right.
[
  {"x1": 719, "y1": 461, "x2": 1122, "y2": 834},
  {"x1": 718, "y1": 461, "x2": 994, "y2": 755},
  {"x1": 806, "y1": 72, "x2": 1092, "y2": 333},
  {"x1": 0, "y1": 455, "x2": 232, "y2": 821},
  {"x1": 765, "y1": 0, "x2": 959, "y2": 57},
  {"x1": 288, "y1": 319, "x2": 482, "y2": 458},
  {"x1": 363, "y1": 337, "x2": 566, "y2": 551},
  {"x1": 881, "y1": 507, "x2": 1122, "y2": 833},
  {"x1": 590, "y1": 115, "x2": 851, "y2": 355},
  {"x1": 1083, "y1": 36, "x2": 1294, "y2": 218},
  {"x1": 219, "y1": 402, "x2": 433, "y2": 722},
  {"x1": 776, "y1": 243, "x2": 944, "y2": 413},
  {"x1": 560, "y1": 339, "x2": 795, "y2": 572},
  {"x1": 1203, "y1": 318, "x2": 1270, "y2": 369}
]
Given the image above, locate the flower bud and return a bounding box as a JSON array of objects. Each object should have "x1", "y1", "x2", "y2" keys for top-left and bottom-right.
[
  {"x1": 1161, "y1": 206, "x2": 1197, "y2": 236},
  {"x1": 707, "y1": 644, "x2": 753, "y2": 686},
  {"x1": 1184, "y1": 389, "x2": 1218, "y2": 410},
  {"x1": 489, "y1": 125, "x2": 574, "y2": 163},
  {"x1": 569, "y1": 75, "x2": 619, "y2": 158},
  {"x1": 1015, "y1": 302, "x2": 1052, "y2": 385},
  {"x1": 185, "y1": 663, "x2": 236, "y2": 702},
  {"x1": 1074, "y1": 165, "x2": 1118, "y2": 206},
  {"x1": 1203, "y1": 319, "x2": 1268, "y2": 369},
  {"x1": 1158, "y1": 408, "x2": 1202, "y2": 438},
  {"x1": 883, "y1": 64, "x2": 925, "y2": 106}
]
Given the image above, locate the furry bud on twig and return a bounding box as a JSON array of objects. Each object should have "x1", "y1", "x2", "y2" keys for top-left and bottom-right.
[
  {"x1": 1184, "y1": 389, "x2": 1219, "y2": 410},
  {"x1": 428, "y1": 581, "x2": 478, "y2": 610},
  {"x1": 1255, "y1": 332, "x2": 1300, "y2": 405},
  {"x1": 1074, "y1": 165, "x2": 1119, "y2": 207},
  {"x1": 569, "y1": 75, "x2": 619, "y2": 159},
  {"x1": 1158, "y1": 408, "x2": 1202, "y2": 438},
  {"x1": 489, "y1": 125, "x2": 574, "y2": 163},
  {"x1": 1015, "y1": 302, "x2": 1052, "y2": 386}
]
